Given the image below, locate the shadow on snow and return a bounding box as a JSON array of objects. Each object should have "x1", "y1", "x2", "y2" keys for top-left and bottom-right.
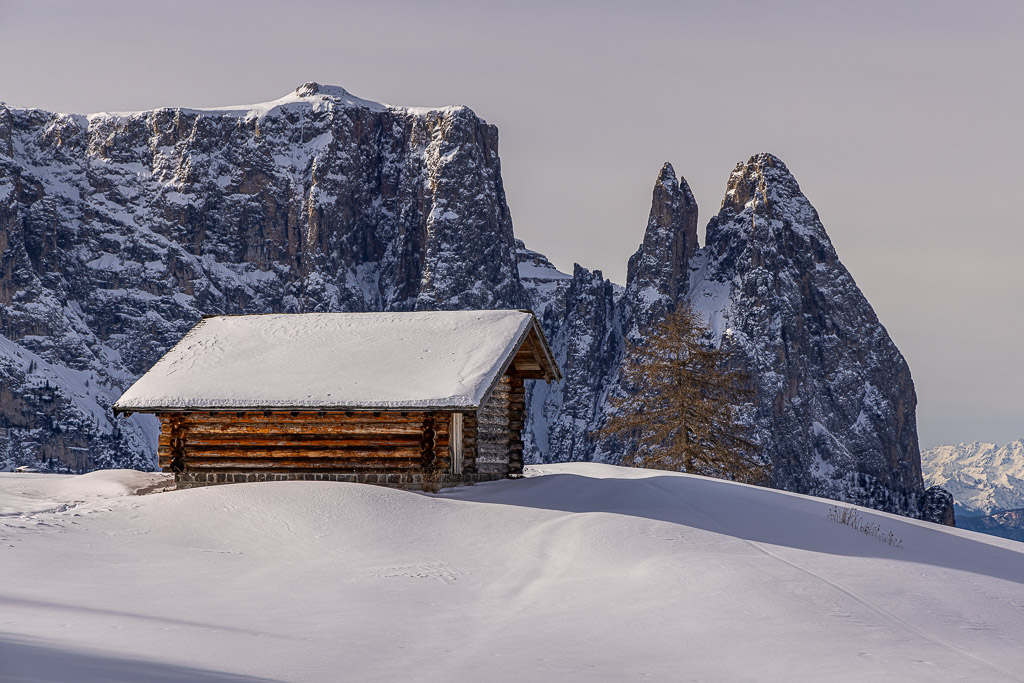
[
  {"x1": 0, "y1": 633, "x2": 278, "y2": 683},
  {"x1": 448, "y1": 472, "x2": 1024, "y2": 586}
]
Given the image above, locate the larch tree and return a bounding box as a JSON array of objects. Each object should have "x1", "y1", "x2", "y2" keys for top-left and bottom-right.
[{"x1": 598, "y1": 304, "x2": 769, "y2": 484}]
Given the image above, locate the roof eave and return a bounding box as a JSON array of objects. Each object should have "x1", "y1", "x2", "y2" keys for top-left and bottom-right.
[{"x1": 112, "y1": 403, "x2": 482, "y2": 416}]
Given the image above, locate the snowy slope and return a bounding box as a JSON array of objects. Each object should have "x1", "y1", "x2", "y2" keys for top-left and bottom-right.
[
  {"x1": 923, "y1": 439, "x2": 1024, "y2": 515},
  {"x1": 2, "y1": 465, "x2": 1022, "y2": 682}
]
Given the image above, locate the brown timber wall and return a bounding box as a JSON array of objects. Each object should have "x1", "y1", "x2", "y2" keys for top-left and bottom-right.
[
  {"x1": 475, "y1": 373, "x2": 526, "y2": 477},
  {"x1": 507, "y1": 375, "x2": 525, "y2": 476},
  {"x1": 477, "y1": 376, "x2": 510, "y2": 474},
  {"x1": 157, "y1": 411, "x2": 502, "y2": 490}
]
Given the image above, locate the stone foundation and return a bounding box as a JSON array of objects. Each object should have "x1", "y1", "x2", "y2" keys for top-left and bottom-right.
[{"x1": 174, "y1": 470, "x2": 506, "y2": 491}]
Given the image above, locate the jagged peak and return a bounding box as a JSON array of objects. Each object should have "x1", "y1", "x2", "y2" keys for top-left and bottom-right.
[
  {"x1": 623, "y1": 161, "x2": 700, "y2": 310},
  {"x1": 655, "y1": 161, "x2": 696, "y2": 206},
  {"x1": 713, "y1": 152, "x2": 829, "y2": 242},
  {"x1": 654, "y1": 162, "x2": 696, "y2": 206},
  {"x1": 742, "y1": 151, "x2": 788, "y2": 171},
  {"x1": 722, "y1": 152, "x2": 800, "y2": 210},
  {"x1": 657, "y1": 162, "x2": 678, "y2": 188}
]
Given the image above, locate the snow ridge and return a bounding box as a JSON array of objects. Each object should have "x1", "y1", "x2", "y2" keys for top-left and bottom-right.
[{"x1": 1, "y1": 464, "x2": 1022, "y2": 681}]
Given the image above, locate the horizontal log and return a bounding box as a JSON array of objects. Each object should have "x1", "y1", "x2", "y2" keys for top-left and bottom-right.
[
  {"x1": 174, "y1": 412, "x2": 438, "y2": 425},
  {"x1": 181, "y1": 445, "x2": 449, "y2": 459},
  {"x1": 182, "y1": 450, "x2": 421, "y2": 462},
  {"x1": 181, "y1": 422, "x2": 445, "y2": 436},
  {"x1": 185, "y1": 459, "x2": 422, "y2": 471},
  {"x1": 184, "y1": 446, "x2": 424, "y2": 459},
  {"x1": 185, "y1": 458, "x2": 452, "y2": 471},
  {"x1": 184, "y1": 434, "x2": 448, "y2": 448}
]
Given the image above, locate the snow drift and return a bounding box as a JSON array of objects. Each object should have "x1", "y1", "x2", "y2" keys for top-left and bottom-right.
[{"x1": 1, "y1": 464, "x2": 1021, "y2": 682}]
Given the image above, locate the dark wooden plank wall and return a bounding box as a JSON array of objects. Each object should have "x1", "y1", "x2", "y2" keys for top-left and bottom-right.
[
  {"x1": 158, "y1": 411, "x2": 453, "y2": 475},
  {"x1": 507, "y1": 375, "x2": 525, "y2": 476},
  {"x1": 475, "y1": 371, "x2": 526, "y2": 477},
  {"x1": 477, "y1": 376, "x2": 511, "y2": 474}
]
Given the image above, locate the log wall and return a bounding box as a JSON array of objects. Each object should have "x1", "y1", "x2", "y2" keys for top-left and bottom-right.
[
  {"x1": 477, "y1": 376, "x2": 511, "y2": 474},
  {"x1": 474, "y1": 372, "x2": 527, "y2": 477},
  {"x1": 156, "y1": 410, "x2": 502, "y2": 490},
  {"x1": 154, "y1": 373, "x2": 530, "y2": 490},
  {"x1": 507, "y1": 375, "x2": 525, "y2": 476}
]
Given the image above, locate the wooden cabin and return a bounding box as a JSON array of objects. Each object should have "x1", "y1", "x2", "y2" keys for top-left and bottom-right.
[{"x1": 112, "y1": 310, "x2": 560, "y2": 490}]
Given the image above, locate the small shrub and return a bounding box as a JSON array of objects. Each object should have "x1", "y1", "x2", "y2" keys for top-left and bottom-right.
[
  {"x1": 827, "y1": 505, "x2": 903, "y2": 547},
  {"x1": 421, "y1": 469, "x2": 441, "y2": 494}
]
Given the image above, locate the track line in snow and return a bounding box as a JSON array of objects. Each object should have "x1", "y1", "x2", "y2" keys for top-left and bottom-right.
[
  {"x1": 0, "y1": 594, "x2": 302, "y2": 641},
  {"x1": 643, "y1": 480, "x2": 1023, "y2": 682},
  {"x1": 747, "y1": 539, "x2": 1022, "y2": 682}
]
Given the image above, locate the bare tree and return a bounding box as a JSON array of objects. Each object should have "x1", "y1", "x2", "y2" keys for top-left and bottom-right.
[{"x1": 599, "y1": 304, "x2": 769, "y2": 483}]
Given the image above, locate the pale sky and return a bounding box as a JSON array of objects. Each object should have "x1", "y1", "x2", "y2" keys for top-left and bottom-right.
[{"x1": 1, "y1": 0, "x2": 1021, "y2": 448}]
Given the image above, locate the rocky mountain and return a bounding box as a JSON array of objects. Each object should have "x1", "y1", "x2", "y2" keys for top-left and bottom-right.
[
  {"x1": 0, "y1": 83, "x2": 524, "y2": 471},
  {"x1": 922, "y1": 440, "x2": 1024, "y2": 515},
  {"x1": 523, "y1": 155, "x2": 950, "y2": 522},
  {"x1": 1, "y1": 85, "x2": 949, "y2": 522}
]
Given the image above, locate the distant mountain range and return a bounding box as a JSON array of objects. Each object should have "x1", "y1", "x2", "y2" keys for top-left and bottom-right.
[
  {"x1": 922, "y1": 439, "x2": 1024, "y2": 541},
  {"x1": 922, "y1": 440, "x2": 1024, "y2": 515}
]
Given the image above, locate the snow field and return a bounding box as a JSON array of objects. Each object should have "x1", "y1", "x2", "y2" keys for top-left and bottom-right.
[{"x1": 1, "y1": 463, "x2": 1023, "y2": 682}]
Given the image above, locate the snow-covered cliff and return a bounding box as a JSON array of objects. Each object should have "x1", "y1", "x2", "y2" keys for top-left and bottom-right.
[
  {"x1": 524, "y1": 155, "x2": 949, "y2": 521},
  {"x1": 1, "y1": 83, "x2": 524, "y2": 471}
]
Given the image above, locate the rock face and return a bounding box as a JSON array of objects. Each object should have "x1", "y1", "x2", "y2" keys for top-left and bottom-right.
[
  {"x1": 524, "y1": 154, "x2": 949, "y2": 522},
  {"x1": 622, "y1": 163, "x2": 698, "y2": 339},
  {"x1": 0, "y1": 85, "x2": 946, "y2": 521},
  {"x1": 697, "y1": 154, "x2": 926, "y2": 515},
  {"x1": 0, "y1": 83, "x2": 524, "y2": 471}
]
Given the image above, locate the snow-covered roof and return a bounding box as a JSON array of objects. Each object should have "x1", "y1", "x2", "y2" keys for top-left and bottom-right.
[{"x1": 113, "y1": 310, "x2": 558, "y2": 413}]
